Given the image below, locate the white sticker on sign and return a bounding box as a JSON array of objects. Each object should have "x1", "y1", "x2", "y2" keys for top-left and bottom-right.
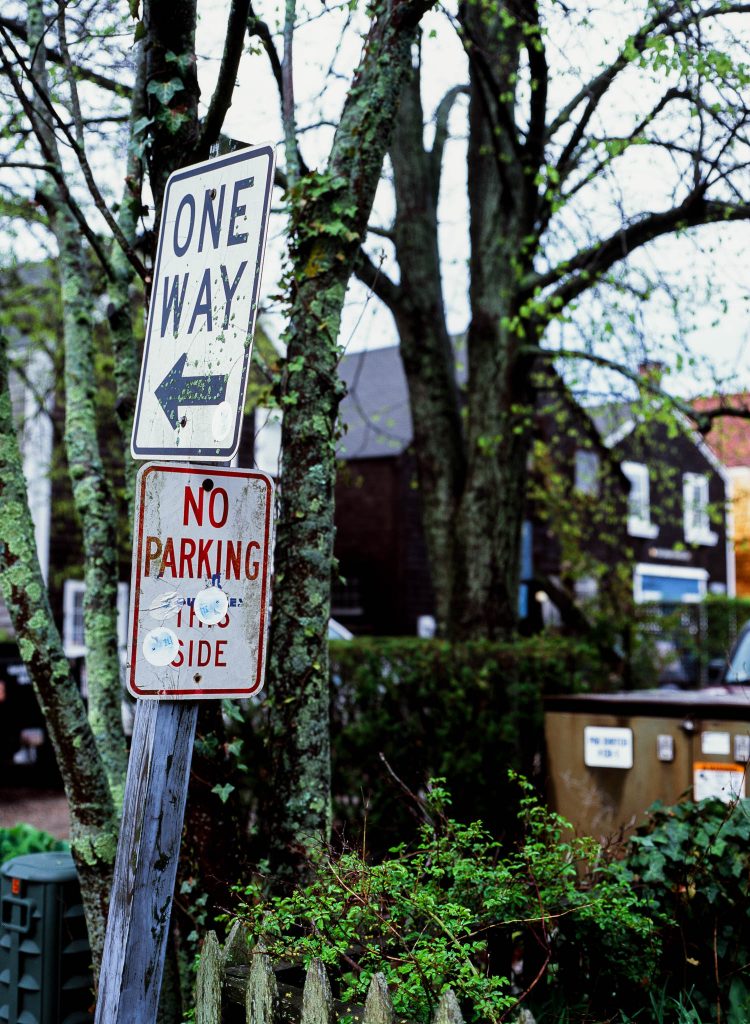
[
  {"x1": 693, "y1": 762, "x2": 746, "y2": 803},
  {"x1": 584, "y1": 726, "x2": 633, "y2": 769}
]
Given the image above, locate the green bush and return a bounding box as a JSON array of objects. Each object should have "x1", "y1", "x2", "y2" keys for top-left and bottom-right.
[
  {"x1": 621, "y1": 797, "x2": 750, "y2": 1023},
  {"x1": 329, "y1": 636, "x2": 610, "y2": 847},
  {"x1": 231, "y1": 778, "x2": 657, "y2": 1024},
  {"x1": 0, "y1": 823, "x2": 68, "y2": 865}
]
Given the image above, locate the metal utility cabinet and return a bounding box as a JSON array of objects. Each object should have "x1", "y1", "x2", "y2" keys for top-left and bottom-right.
[
  {"x1": 544, "y1": 688, "x2": 750, "y2": 840},
  {"x1": 0, "y1": 851, "x2": 93, "y2": 1024}
]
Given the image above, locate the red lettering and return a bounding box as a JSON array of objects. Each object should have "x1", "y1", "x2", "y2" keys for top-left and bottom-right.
[
  {"x1": 179, "y1": 537, "x2": 196, "y2": 577},
  {"x1": 183, "y1": 485, "x2": 204, "y2": 526},
  {"x1": 159, "y1": 537, "x2": 176, "y2": 577},
  {"x1": 215, "y1": 639, "x2": 227, "y2": 667},
  {"x1": 209, "y1": 488, "x2": 229, "y2": 527},
  {"x1": 226, "y1": 541, "x2": 241, "y2": 580},
  {"x1": 198, "y1": 640, "x2": 212, "y2": 666},
  {"x1": 144, "y1": 536, "x2": 162, "y2": 576},
  {"x1": 245, "y1": 540, "x2": 260, "y2": 580},
  {"x1": 197, "y1": 539, "x2": 213, "y2": 576},
  {"x1": 171, "y1": 638, "x2": 184, "y2": 668}
]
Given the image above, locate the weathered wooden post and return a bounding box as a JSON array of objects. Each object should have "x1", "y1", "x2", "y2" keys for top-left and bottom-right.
[{"x1": 95, "y1": 144, "x2": 276, "y2": 1023}]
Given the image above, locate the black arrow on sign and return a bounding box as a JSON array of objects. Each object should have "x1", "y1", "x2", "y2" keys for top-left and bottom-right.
[{"x1": 155, "y1": 354, "x2": 229, "y2": 430}]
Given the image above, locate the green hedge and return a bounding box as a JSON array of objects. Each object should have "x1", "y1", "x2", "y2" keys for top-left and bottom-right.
[{"x1": 329, "y1": 635, "x2": 609, "y2": 847}]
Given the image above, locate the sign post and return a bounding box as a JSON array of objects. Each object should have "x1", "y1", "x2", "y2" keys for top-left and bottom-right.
[{"x1": 96, "y1": 145, "x2": 275, "y2": 1024}]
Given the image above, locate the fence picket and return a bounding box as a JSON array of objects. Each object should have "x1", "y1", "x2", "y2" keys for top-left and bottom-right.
[
  {"x1": 431, "y1": 990, "x2": 463, "y2": 1024},
  {"x1": 301, "y1": 959, "x2": 334, "y2": 1024},
  {"x1": 362, "y1": 973, "x2": 394, "y2": 1024},
  {"x1": 223, "y1": 919, "x2": 252, "y2": 968},
  {"x1": 245, "y1": 946, "x2": 279, "y2": 1024},
  {"x1": 194, "y1": 931, "x2": 222, "y2": 1024}
]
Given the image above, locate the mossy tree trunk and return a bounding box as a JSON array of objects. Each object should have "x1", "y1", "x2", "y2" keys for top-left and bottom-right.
[
  {"x1": 265, "y1": 0, "x2": 435, "y2": 870},
  {"x1": 26, "y1": 0, "x2": 129, "y2": 802},
  {"x1": 0, "y1": 333, "x2": 118, "y2": 969}
]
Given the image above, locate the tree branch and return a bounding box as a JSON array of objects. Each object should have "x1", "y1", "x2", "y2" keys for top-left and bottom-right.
[
  {"x1": 548, "y1": 3, "x2": 750, "y2": 146},
  {"x1": 0, "y1": 22, "x2": 146, "y2": 280},
  {"x1": 197, "y1": 0, "x2": 251, "y2": 158},
  {"x1": 429, "y1": 84, "x2": 468, "y2": 196},
  {"x1": 525, "y1": 195, "x2": 750, "y2": 314},
  {"x1": 0, "y1": 14, "x2": 132, "y2": 97},
  {"x1": 353, "y1": 245, "x2": 402, "y2": 312}
]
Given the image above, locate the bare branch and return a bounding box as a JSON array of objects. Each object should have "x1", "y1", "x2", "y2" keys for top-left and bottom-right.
[
  {"x1": 525, "y1": 194, "x2": 750, "y2": 316},
  {"x1": 0, "y1": 14, "x2": 131, "y2": 97},
  {"x1": 0, "y1": 21, "x2": 146, "y2": 280},
  {"x1": 197, "y1": 0, "x2": 251, "y2": 157},
  {"x1": 429, "y1": 84, "x2": 468, "y2": 195},
  {"x1": 353, "y1": 245, "x2": 401, "y2": 312}
]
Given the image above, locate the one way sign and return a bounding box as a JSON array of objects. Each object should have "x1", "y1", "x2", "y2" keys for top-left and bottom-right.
[{"x1": 132, "y1": 144, "x2": 275, "y2": 461}]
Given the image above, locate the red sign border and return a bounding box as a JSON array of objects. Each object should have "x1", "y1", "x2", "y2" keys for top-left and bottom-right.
[{"x1": 128, "y1": 462, "x2": 273, "y2": 699}]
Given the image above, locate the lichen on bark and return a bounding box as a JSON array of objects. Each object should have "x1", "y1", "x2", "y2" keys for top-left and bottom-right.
[{"x1": 0, "y1": 330, "x2": 118, "y2": 970}]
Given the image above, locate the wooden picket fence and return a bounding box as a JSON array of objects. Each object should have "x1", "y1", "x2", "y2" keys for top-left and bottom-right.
[{"x1": 193, "y1": 921, "x2": 500, "y2": 1024}]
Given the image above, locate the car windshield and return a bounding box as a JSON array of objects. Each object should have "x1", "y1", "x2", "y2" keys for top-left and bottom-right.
[{"x1": 725, "y1": 631, "x2": 750, "y2": 682}]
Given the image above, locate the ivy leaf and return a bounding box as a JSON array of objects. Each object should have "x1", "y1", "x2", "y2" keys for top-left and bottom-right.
[
  {"x1": 211, "y1": 783, "x2": 235, "y2": 804},
  {"x1": 147, "y1": 77, "x2": 184, "y2": 105}
]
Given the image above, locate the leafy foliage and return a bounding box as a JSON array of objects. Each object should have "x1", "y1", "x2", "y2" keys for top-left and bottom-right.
[
  {"x1": 326, "y1": 636, "x2": 609, "y2": 848},
  {"x1": 622, "y1": 797, "x2": 750, "y2": 1022},
  {"x1": 231, "y1": 778, "x2": 657, "y2": 1024},
  {"x1": 0, "y1": 823, "x2": 68, "y2": 865}
]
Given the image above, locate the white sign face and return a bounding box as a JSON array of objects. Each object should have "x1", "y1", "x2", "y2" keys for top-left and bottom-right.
[
  {"x1": 131, "y1": 145, "x2": 275, "y2": 461},
  {"x1": 583, "y1": 726, "x2": 633, "y2": 769},
  {"x1": 693, "y1": 762, "x2": 746, "y2": 803},
  {"x1": 127, "y1": 463, "x2": 273, "y2": 699}
]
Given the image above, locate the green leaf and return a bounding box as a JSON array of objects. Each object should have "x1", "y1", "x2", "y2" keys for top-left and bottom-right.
[
  {"x1": 211, "y1": 783, "x2": 235, "y2": 804},
  {"x1": 146, "y1": 77, "x2": 184, "y2": 105}
]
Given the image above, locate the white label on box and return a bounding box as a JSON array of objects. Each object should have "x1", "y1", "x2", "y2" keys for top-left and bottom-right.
[
  {"x1": 657, "y1": 734, "x2": 675, "y2": 762},
  {"x1": 693, "y1": 762, "x2": 746, "y2": 803},
  {"x1": 584, "y1": 726, "x2": 633, "y2": 769},
  {"x1": 701, "y1": 731, "x2": 731, "y2": 755},
  {"x1": 734, "y1": 734, "x2": 750, "y2": 763}
]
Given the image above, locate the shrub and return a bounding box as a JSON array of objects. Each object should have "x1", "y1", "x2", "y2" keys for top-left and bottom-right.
[
  {"x1": 621, "y1": 797, "x2": 750, "y2": 1023},
  {"x1": 231, "y1": 778, "x2": 658, "y2": 1024},
  {"x1": 328, "y1": 636, "x2": 609, "y2": 848},
  {"x1": 0, "y1": 823, "x2": 68, "y2": 865}
]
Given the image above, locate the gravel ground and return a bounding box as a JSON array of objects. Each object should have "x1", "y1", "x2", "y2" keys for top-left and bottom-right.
[{"x1": 0, "y1": 788, "x2": 70, "y2": 840}]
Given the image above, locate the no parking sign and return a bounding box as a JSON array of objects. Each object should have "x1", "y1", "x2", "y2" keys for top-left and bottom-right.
[{"x1": 127, "y1": 462, "x2": 273, "y2": 699}]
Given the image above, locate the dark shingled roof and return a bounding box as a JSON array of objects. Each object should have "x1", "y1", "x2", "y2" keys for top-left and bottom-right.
[{"x1": 337, "y1": 346, "x2": 413, "y2": 459}]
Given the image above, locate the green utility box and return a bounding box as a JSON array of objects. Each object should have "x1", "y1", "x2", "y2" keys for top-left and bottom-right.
[{"x1": 0, "y1": 851, "x2": 93, "y2": 1024}]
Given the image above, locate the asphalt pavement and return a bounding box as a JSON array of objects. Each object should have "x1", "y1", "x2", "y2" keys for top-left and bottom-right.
[{"x1": 0, "y1": 788, "x2": 70, "y2": 839}]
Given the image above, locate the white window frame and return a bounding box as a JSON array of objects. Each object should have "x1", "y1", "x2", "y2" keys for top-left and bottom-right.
[
  {"x1": 63, "y1": 580, "x2": 129, "y2": 658},
  {"x1": 622, "y1": 461, "x2": 658, "y2": 539},
  {"x1": 683, "y1": 472, "x2": 718, "y2": 546},
  {"x1": 634, "y1": 563, "x2": 708, "y2": 604}
]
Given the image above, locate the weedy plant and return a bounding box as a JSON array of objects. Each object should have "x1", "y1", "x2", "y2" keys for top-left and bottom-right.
[
  {"x1": 230, "y1": 777, "x2": 658, "y2": 1023},
  {"x1": 622, "y1": 797, "x2": 750, "y2": 1024}
]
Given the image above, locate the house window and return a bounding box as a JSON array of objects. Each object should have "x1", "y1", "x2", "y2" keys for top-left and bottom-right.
[
  {"x1": 63, "y1": 580, "x2": 129, "y2": 658},
  {"x1": 622, "y1": 461, "x2": 658, "y2": 538},
  {"x1": 634, "y1": 563, "x2": 708, "y2": 604},
  {"x1": 574, "y1": 449, "x2": 599, "y2": 496},
  {"x1": 683, "y1": 473, "x2": 718, "y2": 546}
]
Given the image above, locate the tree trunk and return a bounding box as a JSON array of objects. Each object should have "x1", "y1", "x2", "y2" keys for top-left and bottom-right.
[
  {"x1": 0, "y1": 333, "x2": 118, "y2": 970},
  {"x1": 26, "y1": 0, "x2": 128, "y2": 802},
  {"x1": 266, "y1": 0, "x2": 435, "y2": 870}
]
